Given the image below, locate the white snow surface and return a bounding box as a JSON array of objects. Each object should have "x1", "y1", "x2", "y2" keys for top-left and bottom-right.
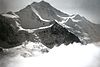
[
  {"x1": 2, "y1": 14, "x2": 19, "y2": 18},
  {"x1": 16, "y1": 21, "x2": 53, "y2": 33},
  {"x1": 0, "y1": 42, "x2": 100, "y2": 67},
  {"x1": 57, "y1": 15, "x2": 67, "y2": 20},
  {"x1": 55, "y1": 20, "x2": 71, "y2": 29},
  {"x1": 55, "y1": 14, "x2": 82, "y2": 30}
]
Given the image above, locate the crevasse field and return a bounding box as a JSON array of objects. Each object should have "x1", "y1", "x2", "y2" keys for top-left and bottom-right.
[{"x1": 0, "y1": 42, "x2": 100, "y2": 67}]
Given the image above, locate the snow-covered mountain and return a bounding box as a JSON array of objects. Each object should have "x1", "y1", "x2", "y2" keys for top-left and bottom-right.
[
  {"x1": 0, "y1": 12, "x2": 81, "y2": 49},
  {"x1": 15, "y1": 5, "x2": 52, "y2": 29},
  {"x1": 0, "y1": 1, "x2": 100, "y2": 67},
  {"x1": 60, "y1": 14, "x2": 100, "y2": 44},
  {"x1": 15, "y1": 1, "x2": 68, "y2": 29},
  {"x1": 15, "y1": 1, "x2": 100, "y2": 44},
  {"x1": 0, "y1": 0, "x2": 100, "y2": 56},
  {"x1": 30, "y1": 1, "x2": 69, "y2": 21}
]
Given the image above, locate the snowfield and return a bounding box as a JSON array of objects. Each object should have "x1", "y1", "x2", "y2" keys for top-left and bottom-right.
[{"x1": 0, "y1": 42, "x2": 100, "y2": 67}]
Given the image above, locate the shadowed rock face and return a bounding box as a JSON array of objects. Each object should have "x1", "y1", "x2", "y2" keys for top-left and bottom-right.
[
  {"x1": 31, "y1": 1, "x2": 68, "y2": 21},
  {"x1": 0, "y1": 3, "x2": 82, "y2": 49},
  {"x1": 34, "y1": 21, "x2": 81, "y2": 48},
  {"x1": 15, "y1": 1, "x2": 69, "y2": 29},
  {"x1": 0, "y1": 14, "x2": 81, "y2": 49},
  {"x1": 16, "y1": 5, "x2": 53, "y2": 29},
  {"x1": 0, "y1": 15, "x2": 18, "y2": 48},
  {"x1": 64, "y1": 15, "x2": 100, "y2": 44},
  {"x1": 0, "y1": 15, "x2": 30, "y2": 49}
]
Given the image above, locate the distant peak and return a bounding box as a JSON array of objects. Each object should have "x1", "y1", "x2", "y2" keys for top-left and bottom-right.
[
  {"x1": 73, "y1": 14, "x2": 82, "y2": 20},
  {"x1": 75, "y1": 14, "x2": 81, "y2": 17},
  {"x1": 40, "y1": 0, "x2": 47, "y2": 3},
  {"x1": 31, "y1": 0, "x2": 50, "y2": 6},
  {"x1": 39, "y1": 0, "x2": 50, "y2": 5},
  {"x1": 67, "y1": 18, "x2": 73, "y2": 22},
  {"x1": 31, "y1": 0, "x2": 49, "y2": 4},
  {"x1": 7, "y1": 11, "x2": 14, "y2": 15},
  {"x1": 31, "y1": 0, "x2": 51, "y2": 9},
  {"x1": 32, "y1": 2, "x2": 37, "y2": 4}
]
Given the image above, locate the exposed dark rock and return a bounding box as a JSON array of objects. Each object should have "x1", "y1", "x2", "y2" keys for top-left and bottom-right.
[
  {"x1": 16, "y1": 5, "x2": 52, "y2": 29},
  {"x1": 34, "y1": 21, "x2": 81, "y2": 48},
  {"x1": 0, "y1": 47, "x2": 3, "y2": 53},
  {"x1": 0, "y1": 15, "x2": 19, "y2": 48},
  {"x1": 0, "y1": 15, "x2": 30, "y2": 48},
  {"x1": 2, "y1": 1, "x2": 99, "y2": 49},
  {"x1": 0, "y1": 13, "x2": 81, "y2": 49},
  {"x1": 64, "y1": 14, "x2": 100, "y2": 44},
  {"x1": 15, "y1": 1, "x2": 69, "y2": 29}
]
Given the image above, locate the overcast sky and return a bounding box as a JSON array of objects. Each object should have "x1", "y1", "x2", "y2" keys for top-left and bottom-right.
[{"x1": 0, "y1": 0, "x2": 100, "y2": 24}]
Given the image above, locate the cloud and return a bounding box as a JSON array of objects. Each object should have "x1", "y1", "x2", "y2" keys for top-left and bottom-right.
[{"x1": 0, "y1": 43, "x2": 100, "y2": 67}]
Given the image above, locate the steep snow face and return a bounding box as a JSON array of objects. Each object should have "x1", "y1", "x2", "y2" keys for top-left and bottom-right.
[{"x1": 0, "y1": 43, "x2": 100, "y2": 67}]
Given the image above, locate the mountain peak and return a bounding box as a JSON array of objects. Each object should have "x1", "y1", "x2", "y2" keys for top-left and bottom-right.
[
  {"x1": 31, "y1": 0, "x2": 51, "y2": 8},
  {"x1": 32, "y1": 2, "x2": 37, "y2": 4},
  {"x1": 67, "y1": 18, "x2": 73, "y2": 22},
  {"x1": 73, "y1": 14, "x2": 83, "y2": 20},
  {"x1": 40, "y1": 0, "x2": 47, "y2": 3}
]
